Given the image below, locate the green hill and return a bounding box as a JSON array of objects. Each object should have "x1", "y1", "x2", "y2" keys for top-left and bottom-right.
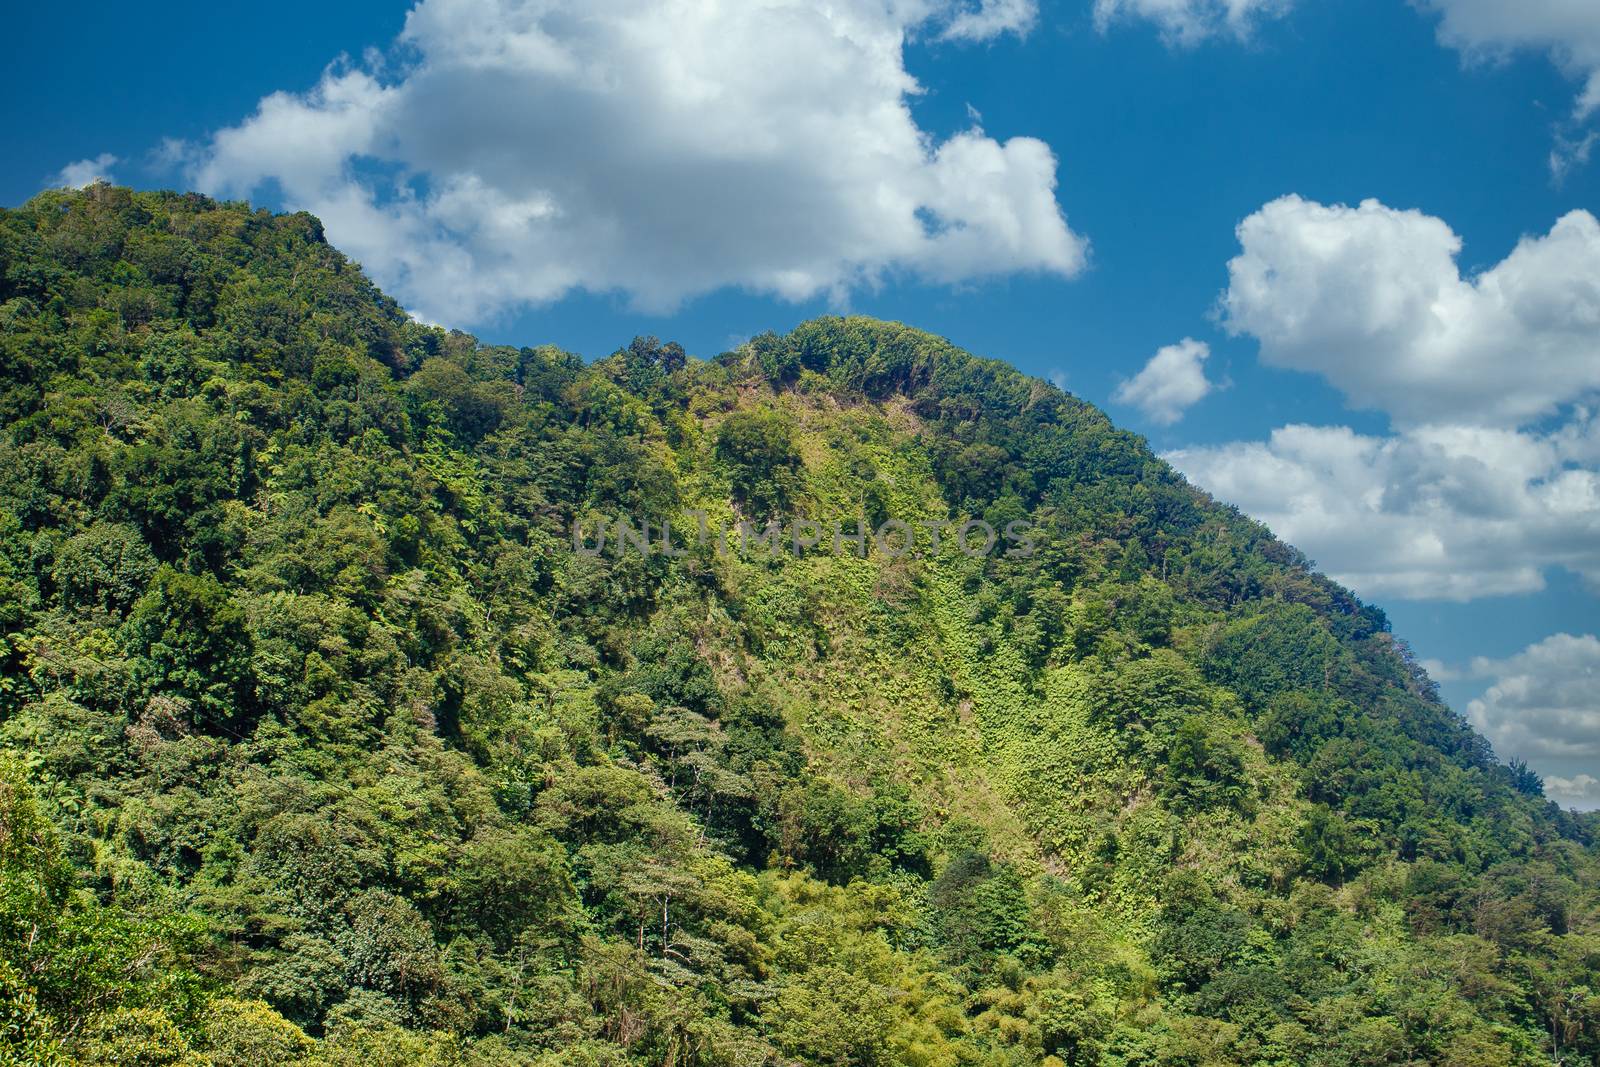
[{"x1": 0, "y1": 184, "x2": 1595, "y2": 1066}]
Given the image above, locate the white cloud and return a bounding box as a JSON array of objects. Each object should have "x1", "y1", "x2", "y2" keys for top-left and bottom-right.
[
  {"x1": 1167, "y1": 196, "x2": 1600, "y2": 604},
  {"x1": 1093, "y1": 0, "x2": 1289, "y2": 45},
  {"x1": 1222, "y1": 196, "x2": 1600, "y2": 429},
  {"x1": 1466, "y1": 634, "x2": 1600, "y2": 768},
  {"x1": 1112, "y1": 337, "x2": 1215, "y2": 424},
  {"x1": 1419, "y1": 657, "x2": 1462, "y2": 683},
  {"x1": 1166, "y1": 415, "x2": 1600, "y2": 601},
  {"x1": 1544, "y1": 772, "x2": 1600, "y2": 808},
  {"x1": 942, "y1": 0, "x2": 1038, "y2": 40},
  {"x1": 52, "y1": 153, "x2": 119, "y2": 189},
  {"x1": 1095, "y1": 1, "x2": 1599, "y2": 173},
  {"x1": 1552, "y1": 130, "x2": 1599, "y2": 185},
  {"x1": 1418, "y1": 0, "x2": 1600, "y2": 121},
  {"x1": 181, "y1": 0, "x2": 1080, "y2": 326}
]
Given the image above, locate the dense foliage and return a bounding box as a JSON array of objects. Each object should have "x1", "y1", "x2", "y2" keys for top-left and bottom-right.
[{"x1": 0, "y1": 185, "x2": 1596, "y2": 1065}]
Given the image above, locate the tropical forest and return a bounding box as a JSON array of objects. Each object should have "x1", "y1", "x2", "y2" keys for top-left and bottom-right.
[{"x1": 0, "y1": 184, "x2": 1596, "y2": 1066}]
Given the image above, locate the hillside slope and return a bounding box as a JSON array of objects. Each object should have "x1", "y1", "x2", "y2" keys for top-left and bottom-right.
[{"x1": 0, "y1": 184, "x2": 1596, "y2": 1066}]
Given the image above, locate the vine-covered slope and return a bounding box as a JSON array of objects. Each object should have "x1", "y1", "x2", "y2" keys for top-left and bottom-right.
[{"x1": 0, "y1": 185, "x2": 1595, "y2": 1066}]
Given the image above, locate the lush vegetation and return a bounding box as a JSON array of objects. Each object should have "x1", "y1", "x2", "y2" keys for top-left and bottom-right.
[{"x1": 0, "y1": 184, "x2": 1595, "y2": 1065}]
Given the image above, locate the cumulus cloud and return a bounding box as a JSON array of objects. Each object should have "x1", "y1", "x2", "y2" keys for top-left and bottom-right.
[
  {"x1": 1166, "y1": 415, "x2": 1600, "y2": 601},
  {"x1": 1418, "y1": 658, "x2": 1462, "y2": 683},
  {"x1": 1093, "y1": 0, "x2": 1290, "y2": 45},
  {"x1": 1166, "y1": 196, "x2": 1600, "y2": 603},
  {"x1": 1418, "y1": 0, "x2": 1600, "y2": 122},
  {"x1": 1112, "y1": 337, "x2": 1215, "y2": 424},
  {"x1": 1466, "y1": 633, "x2": 1600, "y2": 767},
  {"x1": 1445, "y1": 632, "x2": 1600, "y2": 811},
  {"x1": 1222, "y1": 196, "x2": 1600, "y2": 429},
  {"x1": 1544, "y1": 773, "x2": 1600, "y2": 807},
  {"x1": 180, "y1": 0, "x2": 1081, "y2": 326},
  {"x1": 53, "y1": 153, "x2": 119, "y2": 189}
]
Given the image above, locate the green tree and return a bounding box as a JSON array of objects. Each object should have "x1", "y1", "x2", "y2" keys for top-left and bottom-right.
[
  {"x1": 124, "y1": 566, "x2": 255, "y2": 729},
  {"x1": 714, "y1": 409, "x2": 803, "y2": 518}
]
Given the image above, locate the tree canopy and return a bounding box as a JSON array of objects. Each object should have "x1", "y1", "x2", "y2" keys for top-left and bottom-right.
[{"x1": 0, "y1": 185, "x2": 1594, "y2": 1065}]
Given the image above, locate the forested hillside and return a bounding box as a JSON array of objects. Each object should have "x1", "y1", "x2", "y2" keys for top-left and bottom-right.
[{"x1": 0, "y1": 185, "x2": 1596, "y2": 1066}]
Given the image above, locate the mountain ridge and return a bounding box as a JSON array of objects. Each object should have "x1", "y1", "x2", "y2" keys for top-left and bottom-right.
[{"x1": 0, "y1": 183, "x2": 1594, "y2": 1066}]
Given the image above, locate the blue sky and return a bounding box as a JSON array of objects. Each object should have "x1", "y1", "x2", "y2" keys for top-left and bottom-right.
[{"x1": 6, "y1": 0, "x2": 1598, "y2": 804}]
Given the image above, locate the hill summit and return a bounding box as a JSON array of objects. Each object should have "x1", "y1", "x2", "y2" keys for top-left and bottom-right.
[{"x1": 0, "y1": 184, "x2": 1595, "y2": 1066}]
